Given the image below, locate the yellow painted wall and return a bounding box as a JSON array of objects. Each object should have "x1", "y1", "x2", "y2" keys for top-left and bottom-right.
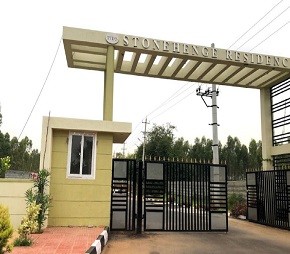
[
  {"x1": 49, "y1": 129, "x2": 113, "y2": 226},
  {"x1": 0, "y1": 179, "x2": 34, "y2": 229}
]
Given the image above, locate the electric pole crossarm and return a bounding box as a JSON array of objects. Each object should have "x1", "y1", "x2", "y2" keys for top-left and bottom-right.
[{"x1": 201, "y1": 96, "x2": 209, "y2": 107}]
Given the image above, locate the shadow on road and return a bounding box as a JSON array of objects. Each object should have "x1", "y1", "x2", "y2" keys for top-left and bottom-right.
[{"x1": 104, "y1": 218, "x2": 290, "y2": 254}]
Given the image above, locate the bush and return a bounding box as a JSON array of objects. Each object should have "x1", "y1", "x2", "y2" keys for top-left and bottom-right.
[
  {"x1": 231, "y1": 201, "x2": 247, "y2": 217},
  {"x1": 14, "y1": 201, "x2": 41, "y2": 247},
  {"x1": 0, "y1": 156, "x2": 10, "y2": 178},
  {"x1": 228, "y1": 193, "x2": 247, "y2": 217},
  {"x1": 25, "y1": 169, "x2": 52, "y2": 233},
  {"x1": 0, "y1": 204, "x2": 13, "y2": 254},
  {"x1": 13, "y1": 238, "x2": 32, "y2": 247},
  {"x1": 228, "y1": 193, "x2": 245, "y2": 211}
]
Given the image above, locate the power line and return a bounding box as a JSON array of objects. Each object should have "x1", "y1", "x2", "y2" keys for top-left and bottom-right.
[
  {"x1": 150, "y1": 86, "x2": 196, "y2": 121},
  {"x1": 137, "y1": 1, "x2": 289, "y2": 137},
  {"x1": 122, "y1": 2, "x2": 288, "y2": 154},
  {"x1": 146, "y1": 82, "x2": 191, "y2": 117},
  {"x1": 117, "y1": 82, "x2": 195, "y2": 152},
  {"x1": 123, "y1": 1, "x2": 282, "y2": 153},
  {"x1": 114, "y1": 121, "x2": 144, "y2": 153},
  {"x1": 124, "y1": 125, "x2": 143, "y2": 147},
  {"x1": 236, "y1": 3, "x2": 290, "y2": 51},
  {"x1": 118, "y1": 83, "x2": 196, "y2": 153},
  {"x1": 124, "y1": 121, "x2": 144, "y2": 146},
  {"x1": 18, "y1": 36, "x2": 62, "y2": 140},
  {"x1": 249, "y1": 19, "x2": 290, "y2": 52},
  {"x1": 125, "y1": 84, "x2": 196, "y2": 152},
  {"x1": 228, "y1": 0, "x2": 284, "y2": 50}
]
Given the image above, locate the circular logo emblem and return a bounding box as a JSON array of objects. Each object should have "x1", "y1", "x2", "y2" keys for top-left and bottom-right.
[{"x1": 106, "y1": 34, "x2": 119, "y2": 44}]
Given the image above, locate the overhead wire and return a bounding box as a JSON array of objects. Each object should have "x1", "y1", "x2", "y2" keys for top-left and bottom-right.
[
  {"x1": 123, "y1": 1, "x2": 290, "y2": 154},
  {"x1": 124, "y1": 123, "x2": 143, "y2": 144},
  {"x1": 18, "y1": 36, "x2": 62, "y2": 140},
  {"x1": 228, "y1": 0, "x2": 284, "y2": 50},
  {"x1": 150, "y1": 86, "x2": 196, "y2": 121},
  {"x1": 249, "y1": 19, "x2": 290, "y2": 52},
  {"x1": 123, "y1": 82, "x2": 198, "y2": 153},
  {"x1": 161, "y1": 1, "x2": 290, "y2": 153},
  {"x1": 146, "y1": 82, "x2": 191, "y2": 117},
  {"x1": 236, "y1": 3, "x2": 290, "y2": 51}
]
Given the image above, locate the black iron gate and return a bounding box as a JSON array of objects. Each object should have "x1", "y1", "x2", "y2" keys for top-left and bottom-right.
[
  {"x1": 110, "y1": 159, "x2": 137, "y2": 231},
  {"x1": 111, "y1": 159, "x2": 228, "y2": 232},
  {"x1": 247, "y1": 170, "x2": 290, "y2": 230}
]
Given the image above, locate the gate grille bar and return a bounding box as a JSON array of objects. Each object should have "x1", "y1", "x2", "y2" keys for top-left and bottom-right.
[
  {"x1": 271, "y1": 78, "x2": 290, "y2": 146},
  {"x1": 111, "y1": 159, "x2": 227, "y2": 232},
  {"x1": 144, "y1": 161, "x2": 227, "y2": 232},
  {"x1": 110, "y1": 159, "x2": 136, "y2": 231},
  {"x1": 247, "y1": 170, "x2": 290, "y2": 230}
]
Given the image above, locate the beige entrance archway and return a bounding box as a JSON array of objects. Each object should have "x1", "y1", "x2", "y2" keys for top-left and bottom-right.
[{"x1": 62, "y1": 26, "x2": 290, "y2": 170}]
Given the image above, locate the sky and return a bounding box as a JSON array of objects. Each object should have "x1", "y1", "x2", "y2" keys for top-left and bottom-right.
[{"x1": 1, "y1": 0, "x2": 290, "y2": 156}]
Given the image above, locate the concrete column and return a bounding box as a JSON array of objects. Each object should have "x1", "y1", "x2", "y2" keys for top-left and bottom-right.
[
  {"x1": 260, "y1": 88, "x2": 273, "y2": 170},
  {"x1": 103, "y1": 45, "x2": 114, "y2": 121},
  {"x1": 212, "y1": 83, "x2": 219, "y2": 164}
]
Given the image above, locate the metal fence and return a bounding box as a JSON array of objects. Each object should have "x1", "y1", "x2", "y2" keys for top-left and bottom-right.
[
  {"x1": 247, "y1": 170, "x2": 290, "y2": 230},
  {"x1": 271, "y1": 78, "x2": 290, "y2": 146},
  {"x1": 111, "y1": 159, "x2": 228, "y2": 232},
  {"x1": 144, "y1": 161, "x2": 228, "y2": 232},
  {"x1": 110, "y1": 159, "x2": 137, "y2": 231}
]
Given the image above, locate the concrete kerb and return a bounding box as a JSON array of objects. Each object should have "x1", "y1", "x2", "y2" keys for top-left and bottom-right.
[{"x1": 85, "y1": 226, "x2": 109, "y2": 254}]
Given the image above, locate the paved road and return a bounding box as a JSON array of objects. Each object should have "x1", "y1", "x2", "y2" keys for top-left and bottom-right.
[{"x1": 103, "y1": 217, "x2": 290, "y2": 254}]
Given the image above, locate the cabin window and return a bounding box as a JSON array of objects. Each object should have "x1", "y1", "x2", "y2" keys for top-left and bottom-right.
[{"x1": 67, "y1": 132, "x2": 96, "y2": 179}]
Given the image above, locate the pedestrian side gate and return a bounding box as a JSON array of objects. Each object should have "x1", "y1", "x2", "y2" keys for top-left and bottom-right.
[
  {"x1": 247, "y1": 170, "x2": 290, "y2": 230},
  {"x1": 110, "y1": 159, "x2": 228, "y2": 232}
]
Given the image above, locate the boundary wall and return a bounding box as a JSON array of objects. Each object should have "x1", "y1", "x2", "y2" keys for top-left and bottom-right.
[{"x1": 0, "y1": 179, "x2": 33, "y2": 229}]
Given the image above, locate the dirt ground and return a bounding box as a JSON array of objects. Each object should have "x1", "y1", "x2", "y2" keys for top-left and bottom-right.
[{"x1": 103, "y1": 218, "x2": 290, "y2": 254}]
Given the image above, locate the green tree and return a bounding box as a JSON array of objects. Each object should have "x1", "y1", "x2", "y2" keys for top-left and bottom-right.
[
  {"x1": 136, "y1": 123, "x2": 176, "y2": 160},
  {"x1": 115, "y1": 152, "x2": 123, "y2": 158},
  {"x1": 0, "y1": 131, "x2": 11, "y2": 158},
  {"x1": 172, "y1": 137, "x2": 190, "y2": 160},
  {"x1": 28, "y1": 149, "x2": 40, "y2": 172},
  {"x1": 10, "y1": 136, "x2": 35, "y2": 171},
  {"x1": 132, "y1": 123, "x2": 262, "y2": 180},
  {"x1": 189, "y1": 136, "x2": 213, "y2": 162},
  {"x1": 126, "y1": 153, "x2": 136, "y2": 159},
  {"x1": 238, "y1": 144, "x2": 249, "y2": 177},
  {"x1": 220, "y1": 136, "x2": 241, "y2": 180},
  {"x1": 248, "y1": 139, "x2": 262, "y2": 170},
  {"x1": 0, "y1": 116, "x2": 39, "y2": 172},
  {"x1": 257, "y1": 140, "x2": 262, "y2": 169}
]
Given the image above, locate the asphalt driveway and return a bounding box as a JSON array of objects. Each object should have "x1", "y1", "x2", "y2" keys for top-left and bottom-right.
[{"x1": 103, "y1": 217, "x2": 290, "y2": 254}]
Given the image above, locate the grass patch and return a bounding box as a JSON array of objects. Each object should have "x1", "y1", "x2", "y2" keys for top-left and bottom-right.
[{"x1": 13, "y1": 237, "x2": 33, "y2": 247}]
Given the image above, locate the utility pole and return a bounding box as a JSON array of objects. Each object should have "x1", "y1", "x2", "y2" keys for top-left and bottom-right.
[
  {"x1": 196, "y1": 83, "x2": 220, "y2": 163},
  {"x1": 142, "y1": 117, "x2": 150, "y2": 163},
  {"x1": 196, "y1": 84, "x2": 219, "y2": 164},
  {"x1": 211, "y1": 43, "x2": 219, "y2": 164},
  {"x1": 137, "y1": 117, "x2": 149, "y2": 234},
  {"x1": 122, "y1": 142, "x2": 126, "y2": 158},
  {"x1": 211, "y1": 83, "x2": 219, "y2": 164},
  {"x1": 196, "y1": 43, "x2": 220, "y2": 164}
]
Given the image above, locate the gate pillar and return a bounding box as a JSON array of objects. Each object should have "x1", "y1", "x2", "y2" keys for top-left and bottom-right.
[
  {"x1": 103, "y1": 45, "x2": 114, "y2": 121},
  {"x1": 260, "y1": 88, "x2": 272, "y2": 170}
]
